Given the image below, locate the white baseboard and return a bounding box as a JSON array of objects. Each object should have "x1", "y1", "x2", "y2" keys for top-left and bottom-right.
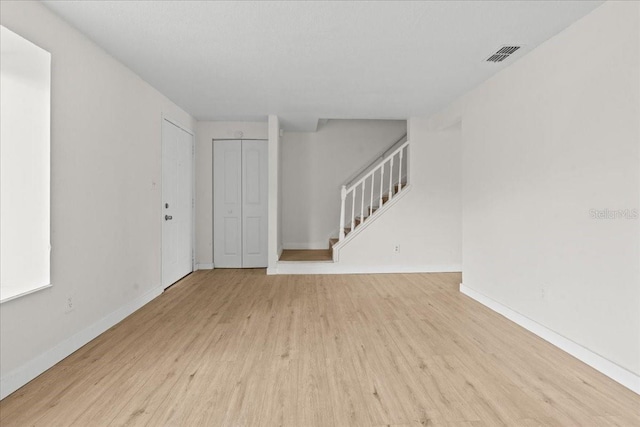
[
  {"x1": 0, "y1": 284, "x2": 163, "y2": 400},
  {"x1": 273, "y1": 263, "x2": 461, "y2": 275},
  {"x1": 195, "y1": 263, "x2": 214, "y2": 270},
  {"x1": 460, "y1": 284, "x2": 640, "y2": 395},
  {"x1": 266, "y1": 267, "x2": 278, "y2": 275}
]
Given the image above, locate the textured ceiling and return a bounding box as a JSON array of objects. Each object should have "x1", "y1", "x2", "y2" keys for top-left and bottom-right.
[{"x1": 43, "y1": 1, "x2": 604, "y2": 130}]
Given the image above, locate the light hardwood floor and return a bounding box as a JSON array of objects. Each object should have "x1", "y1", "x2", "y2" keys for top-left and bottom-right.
[{"x1": 1, "y1": 270, "x2": 638, "y2": 426}]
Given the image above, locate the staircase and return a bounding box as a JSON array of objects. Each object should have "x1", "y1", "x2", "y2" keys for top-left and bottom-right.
[
  {"x1": 279, "y1": 136, "x2": 409, "y2": 265},
  {"x1": 332, "y1": 139, "x2": 410, "y2": 259}
]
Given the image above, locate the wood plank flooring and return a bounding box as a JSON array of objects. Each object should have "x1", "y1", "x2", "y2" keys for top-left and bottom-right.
[{"x1": 1, "y1": 270, "x2": 638, "y2": 426}]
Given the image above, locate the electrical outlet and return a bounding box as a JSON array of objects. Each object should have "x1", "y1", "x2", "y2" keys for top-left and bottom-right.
[
  {"x1": 394, "y1": 245, "x2": 400, "y2": 253},
  {"x1": 65, "y1": 297, "x2": 74, "y2": 313}
]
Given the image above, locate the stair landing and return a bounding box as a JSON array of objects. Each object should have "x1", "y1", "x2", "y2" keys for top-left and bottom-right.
[{"x1": 279, "y1": 249, "x2": 332, "y2": 262}]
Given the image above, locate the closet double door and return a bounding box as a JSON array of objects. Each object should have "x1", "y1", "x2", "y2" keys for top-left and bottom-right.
[{"x1": 213, "y1": 140, "x2": 268, "y2": 268}]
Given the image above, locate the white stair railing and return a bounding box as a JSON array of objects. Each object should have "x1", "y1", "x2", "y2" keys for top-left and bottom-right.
[
  {"x1": 343, "y1": 133, "x2": 407, "y2": 188},
  {"x1": 339, "y1": 140, "x2": 409, "y2": 241}
]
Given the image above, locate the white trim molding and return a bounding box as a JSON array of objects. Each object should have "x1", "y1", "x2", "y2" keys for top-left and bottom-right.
[
  {"x1": 195, "y1": 263, "x2": 214, "y2": 270},
  {"x1": 161, "y1": 113, "x2": 194, "y2": 136},
  {"x1": 0, "y1": 284, "x2": 163, "y2": 400},
  {"x1": 271, "y1": 262, "x2": 461, "y2": 275},
  {"x1": 460, "y1": 284, "x2": 640, "y2": 395}
]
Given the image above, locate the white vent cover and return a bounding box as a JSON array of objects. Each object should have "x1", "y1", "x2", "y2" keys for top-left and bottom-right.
[{"x1": 486, "y1": 46, "x2": 521, "y2": 63}]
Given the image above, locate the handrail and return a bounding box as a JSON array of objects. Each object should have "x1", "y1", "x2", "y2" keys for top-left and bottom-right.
[
  {"x1": 345, "y1": 140, "x2": 409, "y2": 194},
  {"x1": 343, "y1": 133, "x2": 407, "y2": 188}
]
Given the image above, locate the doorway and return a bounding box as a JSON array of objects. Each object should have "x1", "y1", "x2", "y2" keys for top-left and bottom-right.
[
  {"x1": 213, "y1": 139, "x2": 268, "y2": 268},
  {"x1": 161, "y1": 118, "x2": 194, "y2": 288}
]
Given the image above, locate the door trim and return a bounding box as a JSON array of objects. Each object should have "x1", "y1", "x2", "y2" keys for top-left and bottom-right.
[{"x1": 161, "y1": 114, "x2": 195, "y2": 289}]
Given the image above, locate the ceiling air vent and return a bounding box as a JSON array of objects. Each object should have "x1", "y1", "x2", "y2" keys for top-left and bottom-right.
[{"x1": 485, "y1": 45, "x2": 521, "y2": 63}]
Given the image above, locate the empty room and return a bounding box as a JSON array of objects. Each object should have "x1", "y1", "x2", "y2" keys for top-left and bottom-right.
[{"x1": 0, "y1": 1, "x2": 639, "y2": 426}]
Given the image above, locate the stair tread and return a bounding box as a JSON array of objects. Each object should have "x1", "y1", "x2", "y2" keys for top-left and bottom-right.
[
  {"x1": 279, "y1": 249, "x2": 333, "y2": 262},
  {"x1": 394, "y1": 181, "x2": 408, "y2": 190}
]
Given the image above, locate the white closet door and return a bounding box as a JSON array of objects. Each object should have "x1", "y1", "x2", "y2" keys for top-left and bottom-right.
[
  {"x1": 162, "y1": 119, "x2": 193, "y2": 289},
  {"x1": 241, "y1": 140, "x2": 268, "y2": 268},
  {"x1": 213, "y1": 140, "x2": 242, "y2": 268}
]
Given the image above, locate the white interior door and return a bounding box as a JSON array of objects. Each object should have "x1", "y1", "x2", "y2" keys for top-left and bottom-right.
[
  {"x1": 162, "y1": 119, "x2": 193, "y2": 288},
  {"x1": 213, "y1": 139, "x2": 268, "y2": 268},
  {"x1": 241, "y1": 140, "x2": 268, "y2": 267},
  {"x1": 213, "y1": 140, "x2": 242, "y2": 268}
]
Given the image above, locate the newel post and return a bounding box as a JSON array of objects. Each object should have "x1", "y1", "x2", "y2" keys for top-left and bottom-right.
[{"x1": 339, "y1": 185, "x2": 347, "y2": 241}]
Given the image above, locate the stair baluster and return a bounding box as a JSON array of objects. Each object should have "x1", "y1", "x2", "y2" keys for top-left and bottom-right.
[
  {"x1": 360, "y1": 181, "x2": 365, "y2": 225},
  {"x1": 338, "y1": 140, "x2": 409, "y2": 243},
  {"x1": 398, "y1": 149, "x2": 403, "y2": 193},
  {"x1": 379, "y1": 164, "x2": 384, "y2": 209},
  {"x1": 350, "y1": 190, "x2": 355, "y2": 233},
  {"x1": 339, "y1": 185, "x2": 346, "y2": 240},
  {"x1": 388, "y1": 156, "x2": 394, "y2": 201},
  {"x1": 369, "y1": 173, "x2": 374, "y2": 217}
]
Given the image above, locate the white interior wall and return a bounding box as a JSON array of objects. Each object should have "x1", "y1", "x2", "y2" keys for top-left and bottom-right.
[
  {"x1": 281, "y1": 120, "x2": 406, "y2": 249},
  {"x1": 268, "y1": 115, "x2": 282, "y2": 271},
  {"x1": 194, "y1": 121, "x2": 268, "y2": 268},
  {"x1": 0, "y1": 1, "x2": 195, "y2": 399},
  {"x1": 336, "y1": 120, "x2": 462, "y2": 270},
  {"x1": 458, "y1": 0, "x2": 639, "y2": 378}
]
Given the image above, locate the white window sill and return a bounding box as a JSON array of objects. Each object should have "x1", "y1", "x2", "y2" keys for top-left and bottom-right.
[{"x1": 0, "y1": 283, "x2": 52, "y2": 304}]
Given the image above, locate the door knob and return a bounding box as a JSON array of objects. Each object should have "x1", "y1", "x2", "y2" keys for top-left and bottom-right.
[{"x1": 165, "y1": 215, "x2": 173, "y2": 221}]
